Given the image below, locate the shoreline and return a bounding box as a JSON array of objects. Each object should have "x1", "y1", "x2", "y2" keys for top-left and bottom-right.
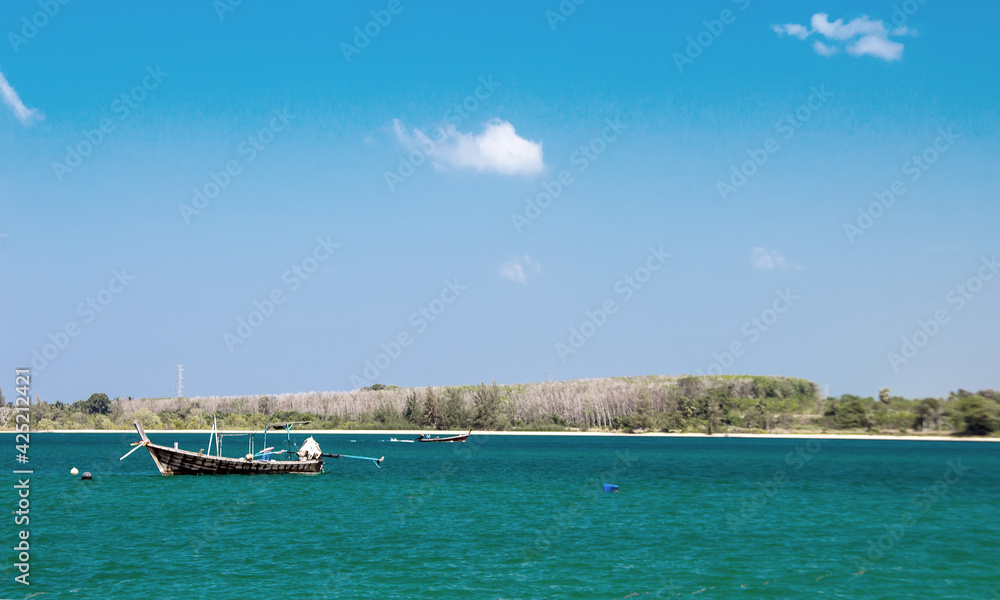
[{"x1": 7, "y1": 429, "x2": 998, "y2": 441}]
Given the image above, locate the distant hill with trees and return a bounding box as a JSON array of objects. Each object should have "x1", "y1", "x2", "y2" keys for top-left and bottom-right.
[{"x1": 8, "y1": 376, "x2": 999, "y2": 436}]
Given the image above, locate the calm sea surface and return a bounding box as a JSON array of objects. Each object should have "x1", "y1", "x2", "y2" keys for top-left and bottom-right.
[{"x1": 3, "y1": 432, "x2": 998, "y2": 599}]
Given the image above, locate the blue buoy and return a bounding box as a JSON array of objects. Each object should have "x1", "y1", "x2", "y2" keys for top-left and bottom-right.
[{"x1": 603, "y1": 484, "x2": 619, "y2": 493}]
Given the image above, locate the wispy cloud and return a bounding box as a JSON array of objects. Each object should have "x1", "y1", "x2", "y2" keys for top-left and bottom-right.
[
  {"x1": 393, "y1": 119, "x2": 544, "y2": 176},
  {"x1": 813, "y1": 40, "x2": 838, "y2": 56},
  {"x1": 751, "y1": 247, "x2": 799, "y2": 271},
  {"x1": 782, "y1": 23, "x2": 811, "y2": 40},
  {"x1": 499, "y1": 255, "x2": 542, "y2": 284},
  {"x1": 773, "y1": 13, "x2": 909, "y2": 61},
  {"x1": 0, "y1": 71, "x2": 43, "y2": 126},
  {"x1": 847, "y1": 31, "x2": 904, "y2": 60}
]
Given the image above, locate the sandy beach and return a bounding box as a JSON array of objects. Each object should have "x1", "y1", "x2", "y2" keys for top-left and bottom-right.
[{"x1": 14, "y1": 429, "x2": 999, "y2": 441}]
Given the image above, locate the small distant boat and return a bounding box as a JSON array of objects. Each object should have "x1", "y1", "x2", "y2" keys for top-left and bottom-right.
[
  {"x1": 122, "y1": 420, "x2": 383, "y2": 475},
  {"x1": 416, "y1": 430, "x2": 472, "y2": 443}
]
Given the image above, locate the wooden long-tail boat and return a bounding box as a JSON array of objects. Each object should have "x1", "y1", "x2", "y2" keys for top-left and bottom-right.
[
  {"x1": 416, "y1": 430, "x2": 472, "y2": 443},
  {"x1": 128, "y1": 421, "x2": 322, "y2": 475},
  {"x1": 124, "y1": 421, "x2": 384, "y2": 475}
]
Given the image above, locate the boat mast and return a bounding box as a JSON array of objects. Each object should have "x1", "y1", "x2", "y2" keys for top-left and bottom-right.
[{"x1": 207, "y1": 417, "x2": 216, "y2": 456}]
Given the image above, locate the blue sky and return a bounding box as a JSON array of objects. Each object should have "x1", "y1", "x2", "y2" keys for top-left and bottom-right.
[{"x1": 1, "y1": 0, "x2": 997, "y2": 403}]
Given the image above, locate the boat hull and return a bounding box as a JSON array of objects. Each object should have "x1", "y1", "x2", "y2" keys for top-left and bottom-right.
[
  {"x1": 132, "y1": 421, "x2": 322, "y2": 476},
  {"x1": 416, "y1": 434, "x2": 469, "y2": 443},
  {"x1": 144, "y1": 443, "x2": 323, "y2": 476}
]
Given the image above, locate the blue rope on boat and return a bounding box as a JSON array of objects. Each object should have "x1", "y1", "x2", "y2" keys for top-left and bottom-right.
[{"x1": 322, "y1": 452, "x2": 385, "y2": 468}]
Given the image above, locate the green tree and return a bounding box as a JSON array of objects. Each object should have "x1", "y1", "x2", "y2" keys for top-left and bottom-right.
[
  {"x1": 472, "y1": 381, "x2": 504, "y2": 430},
  {"x1": 421, "y1": 385, "x2": 439, "y2": 428},
  {"x1": 441, "y1": 387, "x2": 468, "y2": 429},
  {"x1": 825, "y1": 395, "x2": 874, "y2": 430},
  {"x1": 257, "y1": 396, "x2": 275, "y2": 416},
  {"x1": 677, "y1": 396, "x2": 696, "y2": 421},
  {"x1": 632, "y1": 391, "x2": 653, "y2": 431},
  {"x1": 372, "y1": 403, "x2": 406, "y2": 429},
  {"x1": 78, "y1": 393, "x2": 111, "y2": 415},
  {"x1": 878, "y1": 387, "x2": 891, "y2": 429},
  {"x1": 403, "y1": 391, "x2": 420, "y2": 424},
  {"x1": 913, "y1": 398, "x2": 942, "y2": 431},
  {"x1": 92, "y1": 415, "x2": 114, "y2": 429},
  {"x1": 134, "y1": 408, "x2": 163, "y2": 429},
  {"x1": 655, "y1": 404, "x2": 684, "y2": 432},
  {"x1": 953, "y1": 395, "x2": 1000, "y2": 435},
  {"x1": 704, "y1": 387, "x2": 729, "y2": 435}
]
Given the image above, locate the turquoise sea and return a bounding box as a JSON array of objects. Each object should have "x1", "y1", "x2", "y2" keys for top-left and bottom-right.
[{"x1": 3, "y1": 432, "x2": 998, "y2": 599}]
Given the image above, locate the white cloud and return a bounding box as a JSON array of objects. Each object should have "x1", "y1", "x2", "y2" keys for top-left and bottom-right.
[
  {"x1": 499, "y1": 255, "x2": 542, "y2": 284},
  {"x1": 848, "y1": 34, "x2": 904, "y2": 61},
  {"x1": 393, "y1": 118, "x2": 544, "y2": 176},
  {"x1": 773, "y1": 23, "x2": 810, "y2": 40},
  {"x1": 810, "y1": 13, "x2": 886, "y2": 40},
  {"x1": 0, "y1": 71, "x2": 43, "y2": 126},
  {"x1": 813, "y1": 40, "x2": 838, "y2": 56},
  {"x1": 773, "y1": 13, "x2": 910, "y2": 61},
  {"x1": 751, "y1": 247, "x2": 790, "y2": 271}
]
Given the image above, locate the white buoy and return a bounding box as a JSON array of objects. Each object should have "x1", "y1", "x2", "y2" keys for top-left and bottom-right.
[{"x1": 70, "y1": 467, "x2": 79, "y2": 475}]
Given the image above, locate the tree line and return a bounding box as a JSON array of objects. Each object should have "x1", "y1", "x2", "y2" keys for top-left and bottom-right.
[{"x1": 4, "y1": 376, "x2": 998, "y2": 436}]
